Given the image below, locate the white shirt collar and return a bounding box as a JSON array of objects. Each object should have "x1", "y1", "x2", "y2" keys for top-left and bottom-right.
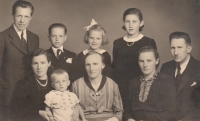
[
  {"x1": 52, "y1": 46, "x2": 64, "y2": 56},
  {"x1": 175, "y1": 55, "x2": 190, "y2": 76},
  {"x1": 83, "y1": 49, "x2": 106, "y2": 55},
  {"x1": 13, "y1": 24, "x2": 27, "y2": 41},
  {"x1": 123, "y1": 34, "x2": 144, "y2": 42}
]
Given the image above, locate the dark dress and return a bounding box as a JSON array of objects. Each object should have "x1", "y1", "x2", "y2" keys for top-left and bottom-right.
[
  {"x1": 112, "y1": 35, "x2": 157, "y2": 106},
  {"x1": 123, "y1": 73, "x2": 176, "y2": 121},
  {"x1": 76, "y1": 49, "x2": 112, "y2": 79},
  {"x1": 10, "y1": 75, "x2": 52, "y2": 121}
]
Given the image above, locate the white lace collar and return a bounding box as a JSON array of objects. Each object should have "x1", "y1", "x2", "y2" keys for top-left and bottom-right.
[{"x1": 83, "y1": 49, "x2": 106, "y2": 55}]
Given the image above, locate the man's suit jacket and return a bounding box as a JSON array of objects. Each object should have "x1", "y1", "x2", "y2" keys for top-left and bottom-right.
[
  {"x1": 160, "y1": 56, "x2": 200, "y2": 120},
  {"x1": 47, "y1": 47, "x2": 77, "y2": 82},
  {"x1": 0, "y1": 25, "x2": 39, "y2": 87}
]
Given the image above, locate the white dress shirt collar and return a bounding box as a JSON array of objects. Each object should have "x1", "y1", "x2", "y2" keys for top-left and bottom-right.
[
  {"x1": 52, "y1": 46, "x2": 64, "y2": 57},
  {"x1": 13, "y1": 24, "x2": 27, "y2": 41},
  {"x1": 175, "y1": 55, "x2": 190, "y2": 76}
]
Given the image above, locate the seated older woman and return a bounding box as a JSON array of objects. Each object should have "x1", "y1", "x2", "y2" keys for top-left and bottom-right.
[
  {"x1": 10, "y1": 48, "x2": 53, "y2": 121},
  {"x1": 123, "y1": 46, "x2": 176, "y2": 121},
  {"x1": 71, "y1": 51, "x2": 123, "y2": 121}
]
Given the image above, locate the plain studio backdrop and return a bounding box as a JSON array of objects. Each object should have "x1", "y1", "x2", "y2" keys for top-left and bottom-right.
[{"x1": 0, "y1": 0, "x2": 200, "y2": 70}]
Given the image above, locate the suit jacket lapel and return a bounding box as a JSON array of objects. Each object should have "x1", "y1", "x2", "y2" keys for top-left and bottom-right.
[
  {"x1": 48, "y1": 47, "x2": 57, "y2": 63},
  {"x1": 177, "y1": 56, "x2": 196, "y2": 93},
  {"x1": 9, "y1": 26, "x2": 27, "y2": 54}
]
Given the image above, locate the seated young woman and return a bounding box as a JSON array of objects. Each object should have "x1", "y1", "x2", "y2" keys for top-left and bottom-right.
[{"x1": 123, "y1": 46, "x2": 176, "y2": 121}]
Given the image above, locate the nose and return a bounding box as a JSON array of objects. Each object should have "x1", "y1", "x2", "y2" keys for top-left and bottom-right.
[
  {"x1": 174, "y1": 48, "x2": 178, "y2": 55},
  {"x1": 90, "y1": 65, "x2": 94, "y2": 71},
  {"x1": 37, "y1": 63, "x2": 41, "y2": 70},
  {"x1": 20, "y1": 17, "x2": 25, "y2": 23},
  {"x1": 143, "y1": 61, "x2": 147, "y2": 68},
  {"x1": 59, "y1": 81, "x2": 62, "y2": 86},
  {"x1": 129, "y1": 21, "x2": 133, "y2": 28},
  {"x1": 55, "y1": 36, "x2": 59, "y2": 41}
]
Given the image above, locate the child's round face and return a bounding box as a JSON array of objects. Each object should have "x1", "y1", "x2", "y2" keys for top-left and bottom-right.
[
  {"x1": 52, "y1": 74, "x2": 69, "y2": 92},
  {"x1": 124, "y1": 14, "x2": 143, "y2": 36},
  {"x1": 49, "y1": 27, "x2": 66, "y2": 48},
  {"x1": 88, "y1": 30, "x2": 102, "y2": 51}
]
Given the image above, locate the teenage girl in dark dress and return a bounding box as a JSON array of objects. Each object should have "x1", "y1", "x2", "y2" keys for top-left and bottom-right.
[{"x1": 112, "y1": 8, "x2": 157, "y2": 106}]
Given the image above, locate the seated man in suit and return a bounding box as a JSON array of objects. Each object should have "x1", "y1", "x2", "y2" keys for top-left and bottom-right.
[
  {"x1": 160, "y1": 31, "x2": 200, "y2": 121},
  {"x1": 47, "y1": 23, "x2": 77, "y2": 85},
  {"x1": 0, "y1": 1, "x2": 39, "y2": 120}
]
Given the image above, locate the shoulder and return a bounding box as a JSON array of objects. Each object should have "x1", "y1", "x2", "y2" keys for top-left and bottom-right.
[
  {"x1": 77, "y1": 51, "x2": 84, "y2": 57},
  {"x1": 113, "y1": 37, "x2": 124, "y2": 45},
  {"x1": 27, "y1": 29, "x2": 39, "y2": 38},
  {"x1": 63, "y1": 48, "x2": 76, "y2": 56},
  {"x1": 0, "y1": 26, "x2": 12, "y2": 37},
  {"x1": 129, "y1": 76, "x2": 141, "y2": 86},
  {"x1": 106, "y1": 76, "x2": 118, "y2": 87},
  {"x1": 142, "y1": 36, "x2": 154, "y2": 41},
  {"x1": 161, "y1": 60, "x2": 175, "y2": 68},
  {"x1": 73, "y1": 77, "x2": 85, "y2": 85},
  {"x1": 190, "y1": 56, "x2": 200, "y2": 66}
]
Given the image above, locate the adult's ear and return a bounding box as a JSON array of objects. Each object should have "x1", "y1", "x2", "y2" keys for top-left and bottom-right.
[{"x1": 187, "y1": 45, "x2": 192, "y2": 53}]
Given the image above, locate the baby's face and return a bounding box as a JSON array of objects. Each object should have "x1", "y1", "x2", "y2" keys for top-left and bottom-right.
[{"x1": 52, "y1": 74, "x2": 69, "y2": 92}]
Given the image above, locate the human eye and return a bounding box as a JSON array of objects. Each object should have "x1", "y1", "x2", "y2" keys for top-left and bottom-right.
[
  {"x1": 147, "y1": 60, "x2": 152, "y2": 62},
  {"x1": 94, "y1": 63, "x2": 98, "y2": 65}
]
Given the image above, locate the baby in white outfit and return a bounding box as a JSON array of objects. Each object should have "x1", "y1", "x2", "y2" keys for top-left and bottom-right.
[{"x1": 44, "y1": 69, "x2": 87, "y2": 121}]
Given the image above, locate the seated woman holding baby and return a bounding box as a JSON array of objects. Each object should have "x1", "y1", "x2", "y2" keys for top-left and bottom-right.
[{"x1": 71, "y1": 51, "x2": 123, "y2": 121}]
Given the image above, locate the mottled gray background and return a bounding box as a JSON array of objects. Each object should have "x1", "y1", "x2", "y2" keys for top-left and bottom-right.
[{"x1": 0, "y1": 0, "x2": 200, "y2": 69}]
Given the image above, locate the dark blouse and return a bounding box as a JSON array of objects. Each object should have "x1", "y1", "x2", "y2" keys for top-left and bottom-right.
[
  {"x1": 10, "y1": 75, "x2": 52, "y2": 121},
  {"x1": 76, "y1": 49, "x2": 113, "y2": 79},
  {"x1": 123, "y1": 73, "x2": 176, "y2": 121},
  {"x1": 112, "y1": 36, "x2": 157, "y2": 82}
]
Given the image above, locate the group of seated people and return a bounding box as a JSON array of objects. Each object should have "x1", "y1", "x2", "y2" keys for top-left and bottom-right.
[{"x1": 1, "y1": 1, "x2": 200, "y2": 121}]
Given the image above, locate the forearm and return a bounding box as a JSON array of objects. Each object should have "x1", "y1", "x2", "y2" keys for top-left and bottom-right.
[{"x1": 78, "y1": 105, "x2": 86, "y2": 120}]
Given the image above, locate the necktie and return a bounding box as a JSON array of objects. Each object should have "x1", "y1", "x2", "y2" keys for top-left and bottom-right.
[
  {"x1": 21, "y1": 31, "x2": 27, "y2": 50},
  {"x1": 175, "y1": 63, "x2": 182, "y2": 86},
  {"x1": 57, "y1": 49, "x2": 62, "y2": 59}
]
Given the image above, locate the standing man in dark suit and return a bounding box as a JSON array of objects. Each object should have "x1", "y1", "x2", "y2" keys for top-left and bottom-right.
[
  {"x1": 160, "y1": 31, "x2": 200, "y2": 121},
  {"x1": 0, "y1": 0, "x2": 39, "y2": 120}
]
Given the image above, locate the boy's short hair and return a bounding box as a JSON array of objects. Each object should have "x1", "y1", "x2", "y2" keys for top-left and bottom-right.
[
  {"x1": 51, "y1": 69, "x2": 69, "y2": 82},
  {"x1": 169, "y1": 31, "x2": 191, "y2": 45},
  {"x1": 84, "y1": 24, "x2": 108, "y2": 46},
  {"x1": 48, "y1": 23, "x2": 67, "y2": 35},
  {"x1": 12, "y1": 0, "x2": 34, "y2": 16}
]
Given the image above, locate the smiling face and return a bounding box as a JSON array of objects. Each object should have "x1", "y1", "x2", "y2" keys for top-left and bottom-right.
[
  {"x1": 51, "y1": 74, "x2": 69, "y2": 92},
  {"x1": 32, "y1": 54, "x2": 51, "y2": 80},
  {"x1": 138, "y1": 51, "x2": 159, "y2": 77},
  {"x1": 85, "y1": 54, "x2": 105, "y2": 80},
  {"x1": 170, "y1": 38, "x2": 192, "y2": 64},
  {"x1": 124, "y1": 14, "x2": 143, "y2": 38},
  {"x1": 88, "y1": 30, "x2": 102, "y2": 51},
  {"x1": 13, "y1": 7, "x2": 32, "y2": 31},
  {"x1": 49, "y1": 27, "x2": 67, "y2": 48}
]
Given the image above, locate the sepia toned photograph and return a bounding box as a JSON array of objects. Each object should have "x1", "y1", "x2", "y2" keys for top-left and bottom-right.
[{"x1": 0, "y1": 0, "x2": 200, "y2": 121}]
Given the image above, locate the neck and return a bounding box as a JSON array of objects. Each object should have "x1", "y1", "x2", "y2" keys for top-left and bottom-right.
[
  {"x1": 180, "y1": 54, "x2": 190, "y2": 65},
  {"x1": 127, "y1": 32, "x2": 140, "y2": 39},
  {"x1": 89, "y1": 74, "x2": 102, "y2": 85},
  {"x1": 88, "y1": 47, "x2": 101, "y2": 52},
  {"x1": 143, "y1": 69, "x2": 156, "y2": 80},
  {"x1": 35, "y1": 74, "x2": 48, "y2": 80}
]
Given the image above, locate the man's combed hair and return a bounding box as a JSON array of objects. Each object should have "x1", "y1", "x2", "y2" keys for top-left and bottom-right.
[
  {"x1": 12, "y1": 0, "x2": 34, "y2": 16},
  {"x1": 169, "y1": 31, "x2": 191, "y2": 45}
]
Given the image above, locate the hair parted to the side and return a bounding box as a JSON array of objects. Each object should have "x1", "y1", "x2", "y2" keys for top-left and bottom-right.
[
  {"x1": 48, "y1": 23, "x2": 67, "y2": 35},
  {"x1": 138, "y1": 46, "x2": 160, "y2": 68},
  {"x1": 84, "y1": 24, "x2": 108, "y2": 46},
  {"x1": 30, "y1": 48, "x2": 52, "y2": 63},
  {"x1": 169, "y1": 31, "x2": 191, "y2": 45},
  {"x1": 12, "y1": 0, "x2": 34, "y2": 16},
  {"x1": 84, "y1": 51, "x2": 105, "y2": 65},
  {"x1": 50, "y1": 69, "x2": 69, "y2": 83},
  {"x1": 122, "y1": 8, "x2": 144, "y2": 31}
]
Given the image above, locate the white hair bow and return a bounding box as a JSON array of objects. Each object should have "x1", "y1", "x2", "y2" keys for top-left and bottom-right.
[{"x1": 84, "y1": 19, "x2": 97, "y2": 31}]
